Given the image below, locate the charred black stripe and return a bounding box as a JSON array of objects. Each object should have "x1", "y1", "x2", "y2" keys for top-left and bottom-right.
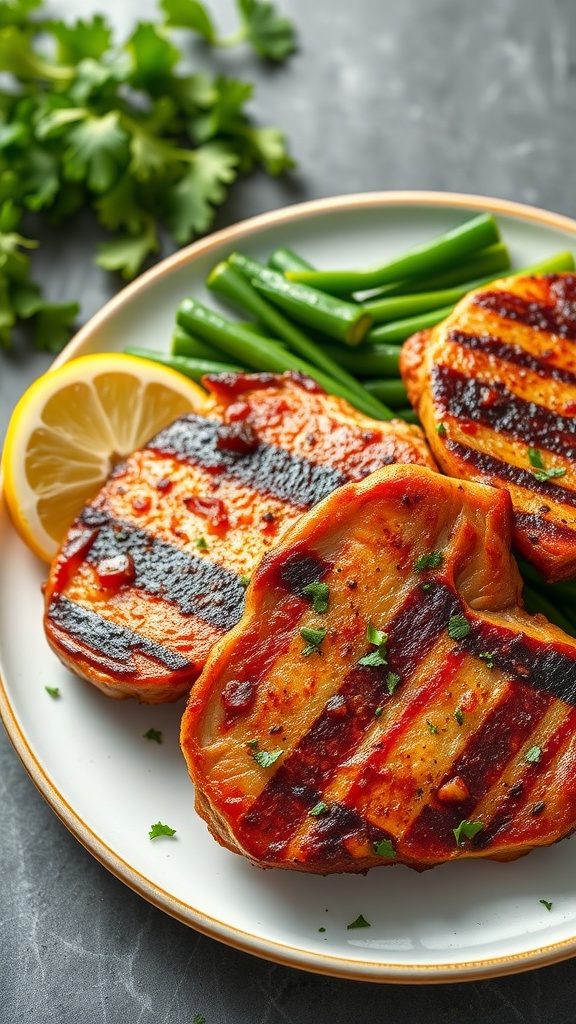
[
  {"x1": 238, "y1": 582, "x2": 459, "y2": 860},
  {"x1": 81, "y1": 511, "x2": 245, "y2": 631},
  {"x1": 514, "y1": 511, "x2": 576, "y2": 547},
  {"x1": 299, "y1": 803, "x2": 395, "y2": 867},
  {"x1": 446, "y1": 440, "x2": 576, "y2": 510},
  {"x1": 432, "y1": 364, "x2": 576, "y2": 460},
  {"x1": 48, "y1": 596, "x2": 191, "y2": 672},
  {"x1": 148, "y1": 414, "x2": 347, "y2": 509},
  {"x1": 473, "y1": 289, "x2": 576, "y2": 339},
  {"x1": 448, "y1": 330, "x2": 576, "y2": 387}
]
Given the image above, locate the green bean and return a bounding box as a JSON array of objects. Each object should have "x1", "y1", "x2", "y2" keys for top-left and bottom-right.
[
  {"x1": 322, "y1": 343, "x2": 401, "y2": 377},
  {"x1": 227, "y1": 251, "x2": 373, "y2": 346},
  {"x1": 363, "y1": 379, "x2": 409, "y2": 406},
  {"x1": 285, "y1": 213, "x2": 500, "y2": 294},
  {"x1": 172, "y1": 327, "x2": 230, "y2": 361},
  {"x1": 268, "y1": 247, "x2": 314, "y2": 273},
  {"x1": 124, "y1": 347, "x2": 242, "y2": 384},
  {"x1": 206, "y1": 261, "x2": 384, "y2": 417},
  {"x1": 367, "y1": 305, "x2": 455, "y2": 345},
  {"x1": 366, "y1": 243, "x2": 511, "y2": 299},
  {"x1": 176, "y1": 298, "x2": 395, "y2": 419},
  {"x1": 394, "y1": 408, "x2": 421, "y2": 425}
]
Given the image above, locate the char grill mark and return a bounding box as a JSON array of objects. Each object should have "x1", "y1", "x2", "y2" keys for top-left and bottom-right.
[
  {"x1": 48, "y1": 595, "x2": 191, "y2": 672},
  {"x1": 148, "y1": 414, "x2": 348, "y2": 510},
  {"x1": 81, "y1": 511, "x2": 246, "y2": 631},
  {"x1": 448, "y1": 330, "x2": 576, "y2": 387},
  {"x1": 432, "y1": 365, "x2": 576, "y2": 460},
  {"x1": 445, "y1": 440, "x2": 576, "y2": 509},
  {"x1": 472, "y1": 287, "x2": 576, "y2": 338}
]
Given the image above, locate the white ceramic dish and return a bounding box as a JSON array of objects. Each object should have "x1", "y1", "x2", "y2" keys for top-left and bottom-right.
[{"x1": 3, "y1": 191, "x2": 576, "y2": 984}]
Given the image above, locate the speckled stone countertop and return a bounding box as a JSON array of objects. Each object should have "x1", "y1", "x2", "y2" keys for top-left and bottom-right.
[{"x1": 3, "y1": 1, "x2": 576, "y2": 1020}]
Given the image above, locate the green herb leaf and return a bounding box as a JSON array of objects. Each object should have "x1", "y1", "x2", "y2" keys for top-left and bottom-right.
[
  {"x1": 239, "y1": 575, "x2": 251, "y2": 587},
  {"x1": 309, "y1": 801, "x2": 329, "y2": 817},
  {"x1": 374, "y1": 706, "x2": 383, "y2": 717},
  {"x1": 414, "y1": 551, "x2": 443, "y2": 572},
  {"x1": 426, "y1": 720, "x2": 438, "y2": 735},
  {"x1": 478, "y1": 650, "x2": 496, "y2": 669},
  {"x1": 161, "y1": 0, "x2": 216, "y2": 41},
  {"x1": 347, "y1": 914, "x2": 371, "y2": 930},
  {"x1": 164, "y1": 142, "x2": 239, "y2": 244},
  {"x1": 386, "y1": 672, "x2": 401, "y2": 695},
  {"x1": 196, "y1": 536, "x2": 209, "y2": 550},
  {"x1": 149, "y1": 821, "x2": 176, "y2": 839},
  {"x1": 358, "y1": 621, "x2": 388, "y2": 667},
  {"x1": 453, "y1": 819, "x2": 484, "y2": 846},
  {"x1": 45, "y1": 685, "x2": 60, "y2": 698},
  {"x1": 302, "y1": 581, "x2": 329, "y2": 613},
  {"x1": 252, "y1": 747, "x2": 283, "y2": 768},
  {"x1": 144, "y1": 728, "x2": 162, "y2": 743},
  {"x1": 539, "y1": 899, "x2": 553, "y2": 912},
  {"x1": 447, "y1": 614, "x2": 471, "y2": 641},
  {"x1": 193, "y1": 1013, "x2": 206, "y2": 1024},
  {"x1": 373, "y1": 839, "x2": 396, "y2": 859},
  {"x1": 525, "y1": 744, "x2": 542, "y2": 763},
  {"x1": 236, "y1": 0, "x2": 297, "y2": 62},
  {"x1": 454, "y1": 707, "x2": 464, "y2": 726},
  {"x1": 534, "y1": 467, "x2": 567, "y2": 482},
  {"x1": 528, "y1": 447, "x2": 545, "y2": 469},
  {"x1": 436, "y1": 422, "x2": 447, "y2": 437},
  {"x1": 300, "y1": 625, "x2": 326, "y2": 656}
]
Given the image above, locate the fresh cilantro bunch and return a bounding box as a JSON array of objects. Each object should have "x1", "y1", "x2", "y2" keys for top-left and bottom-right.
[{"x1": 0, "y1": 0, "x2": 296, "y2": 351}]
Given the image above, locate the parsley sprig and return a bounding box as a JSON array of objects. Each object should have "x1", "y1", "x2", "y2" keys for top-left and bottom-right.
[
  {"x1": 0, "y1": 0, "x2": 295, "y2": 350},
  {"x1": 358, "y1": 621, "x2": 388, "y2": 667},
  {"x1": 528, "y1": 448, "x2": 567, "y2": 483}
]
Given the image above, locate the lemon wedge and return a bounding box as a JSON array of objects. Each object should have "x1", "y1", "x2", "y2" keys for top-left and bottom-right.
[{"x1": 2, "y1": 352, "x2": 207, "y2": 562}]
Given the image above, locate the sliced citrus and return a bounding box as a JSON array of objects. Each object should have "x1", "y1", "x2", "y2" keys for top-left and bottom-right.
[{"x1": 2, "y1": 352, "x2": 207, "y2": 562}]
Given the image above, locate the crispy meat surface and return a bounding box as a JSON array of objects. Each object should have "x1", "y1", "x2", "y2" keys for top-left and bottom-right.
[
  {"x1": 43, "y1": 371, "x2": 434, "y2": 703},
  {"x1": 181, "y1": 464, "x2": 576, "y2": 874},
  {"x1": 401, "y1": 273, "x2": 576, "y2": 582}
]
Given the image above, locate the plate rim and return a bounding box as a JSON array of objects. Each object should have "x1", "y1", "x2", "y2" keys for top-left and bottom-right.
[{"x1": 3, "y1": 188, "x2": 576, "y2": 984}]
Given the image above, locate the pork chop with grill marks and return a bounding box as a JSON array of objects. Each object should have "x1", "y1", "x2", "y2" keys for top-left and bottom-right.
[
  {"x1": 181, "y1": 463, "x2": 576, "y2": 874},
  {"x1": 401, "y1": 272, "x2": 576, "y2": 582},
  {"x1": 43, "y1": 371, "x2": 434, "y2": 704}
]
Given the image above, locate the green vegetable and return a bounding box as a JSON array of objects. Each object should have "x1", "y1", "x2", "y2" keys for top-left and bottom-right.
[
  {"x1": 268, "y1": 246, "x2": 313, "y2": 273},
  {"x1": 45, "y1": 685, "x2": 60, "y2": 698},
  {"x1": 414, "y1": 551, "x2": 443, "y2": 572},
  {"x1": 525, "y1": 745, "x2": 542, "y2": 763},
  {"x1": 144, "y1": 728, "x2": 163, "y2": 743},
  {"x1": 300, "y1": 625, "x2": 327, "y2": 656},
  {"x1": 228, "y1": 251, "x2": 373, "y2": 345},
  {"x1": 363, "y1": 378, "x2": 408, "y2": 407},
  {"x1": 479, "y1": 651, "x2": 496, "y2": 669},
  {"x1": 321, "y1": 343, "x2": 401, "y2": 379},
  {"x1": 358, "y1": 621, "x2": 388, "y2": 667},
  {"x1": 125, "y1": 347, "x2": 241, "y2": 382},
  {"x1": 302, "y1": 581, "x2": 329, "y2": 613},
  {"x1": 252, "y1": 747, "x2": 283, "y2": 767},
  {"x1": 196, "y1": 536, "x2": 208, "y2": 550},
  {"x1": 534, "y1": 467, "x2": 567, "y2": 483},
  {"x1": 176, "y1": 297, "x2": 395, "y2": 419},
  {"x1": 426, "y1": 720, "x2": 438, "y2": 735},
  {"x1": 206, "y1": 259, "x2": 387, "y2": 416},
  {"x1": 528, "y1": 448, "x2": 545, "y2": 469},
  {"x1": 454, "y1": 708, "x2": 464, "y2": 726},
  {"x1": 285, "y1": 214, "x2": 500, "y2": 294},
  {"x1": 365, "y1": 243, "x2": 511, "y2": 299},
  {"x1": 453, "y1": 819, "x2": 484, "y2": 845},
  {"x1": 539, "y1": 900, "x2": 553, "y2": 912},
  {"x1": 436, "y1": 422, "x2": 447, "y2": 437},
  {"x1": 366, "y1": 304, "x2": 455, "y2": 345},
  {"x1": 0, "y1": 0, "x2": 295, "y2": 351},
  {"x1": 373, "y1": 839, "x2": 396, "y2": 859},
  {"x1": 149, "y1": 821, "x2": 176, "y2": 838},
  {"x1": 309, "y1": 801, "x2": 329, "y2": 817},
  {"x1": 347, "y1": 914, "x2": 371, "y2": 930},
  {"x1": 386, "y1": 672, "x2": 401, "y2": 695},
  {"x1": 161, "y1": 0, "x2": 296, "y2": 62},
  {"x1": 447, "y1": 614, "x2": 471, "y2": 640},
  {"x1": 239, "y1": 575, "x2": 251, "y2": 587}
]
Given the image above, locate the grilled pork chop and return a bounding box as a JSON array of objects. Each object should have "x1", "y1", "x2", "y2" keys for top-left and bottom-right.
[
  {"x1": 181, "y1": 463, "x2": 576, "y2": 874},
  {"x1": 44, "y1": 371, "x2": 434, "y2": 703},
  {"x1": 401, "y1": 272, "x2": 576, "y2": 582}
]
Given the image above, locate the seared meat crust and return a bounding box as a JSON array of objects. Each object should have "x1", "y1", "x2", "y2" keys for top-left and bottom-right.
[
  {"x1": 401, "y1": 273, "x2": 576, "y2": 582},
  {"x1": 181, "y1": 464, "x2": 576, "y2": 874},
  {"x1": 43, "y1": 372, "x2": 434, "y2": 703}
]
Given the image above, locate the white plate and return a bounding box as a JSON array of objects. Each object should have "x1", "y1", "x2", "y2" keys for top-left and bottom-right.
[{"x1": 3, "y1": 191, "x2": 576, "y2": 984}]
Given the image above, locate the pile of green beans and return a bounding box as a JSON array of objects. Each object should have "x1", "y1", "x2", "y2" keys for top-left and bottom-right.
[{"x1": 123, "y1": 211, "x2": 576, "y2": 635}]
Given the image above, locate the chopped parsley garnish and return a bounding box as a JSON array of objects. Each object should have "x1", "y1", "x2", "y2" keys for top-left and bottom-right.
[
  {"x1": 414, "y1": 551, "x2": 443, "y2": 572},
  {"x1": 454, "y1": 707, "x2": 464, "y2": 726},
  {"x1": 196, "y1": 536, "x2": 208, "y2": 551},
  {"x1": 45, "y1": 686, "x2": 60, "y2": 698},
  {"x1": 534, "y1": 467, "x2": 567, "y2": 482},
  {"x1": 453, "y1": 819, "x2": 484, "y2": 846},
  {"x1": 246, "y1": 738, "x2": 259, "y2": 749},
  {"x1": 426, "y1": 720, "x2": 438, "y2": 735},
  {"x1": 436, "y1": 422, "x2": 447, "y2": 437},
  {"x1": 309, "y1": 801, "x2": 329, "y2": 817},
  {"x1": 525, "y1": 744, "x2": 542, "y2": 763},
  {"x1": 375, "y1": 706, "x2": 384, "y2": 718},
  {"x1": 479, "y1": 651, "x2": 496, "y2": 669},
  {"x1": 318, "y1": 926, "x2": 326, "y2": 932},
  {"x1": 528, "y1": 447, "x2": 545, "y2": 469},
  {"x1": 447, "y1": 614, "x2": 471, "y2": 640},
  {"x1": 421, "y1": 582, "x2": 432, "y2": 591},
  {"x1": 144, "y1": 728, "x2": 162, "y2": 744},
  {"x1": 193, "y1": 1015, "x2": 206, "y2": 1024},
  {"x1": 539, "y1": 899, "x2": 553, "y2": 912},
  {"x1": 347, "y1": 914, "x2": 371, "y2": 930},
  {"x1": 252, "y1": 747, "x2": 283, "y2": 768},
  {"x1": 149, "y1": 821, "x2": 176, "y2": 839},
  {"x1": 302, "y1": 581, "x2": 329, "y2": 613},
  {"x1": 300, "y1": 625, "x2": 327, "y2": 656},
  {"x1": 373, "y1": 839, "x2": 396, "y2": 859},
  {"x1": 239, "y1": 575, "x2": 251, "y2": 587},
  {"x1": 358, "y1": 621, "x2": 388, "y2": 667},
  {"x1": 386, "y1": 672, "x2": 401, "y2": 695}
]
